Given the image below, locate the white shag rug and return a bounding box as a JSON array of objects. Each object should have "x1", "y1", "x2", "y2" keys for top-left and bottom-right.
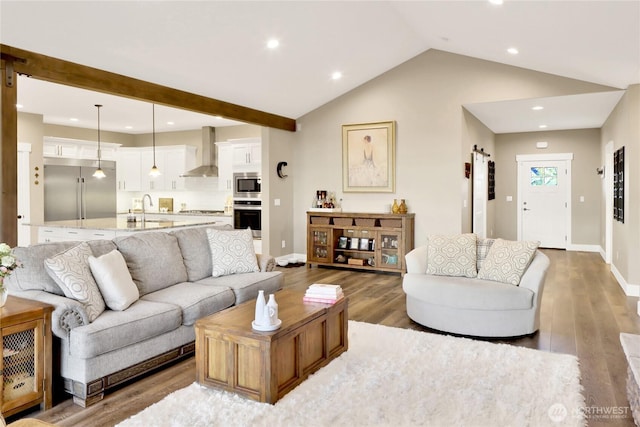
[{"x1": 118, "y1": 321, "x2": 585, "y2": 427}]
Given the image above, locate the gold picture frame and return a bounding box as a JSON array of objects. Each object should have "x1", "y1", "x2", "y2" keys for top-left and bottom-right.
[{"x1": 342, "y1": 121, "x2": 396, "y2": 192}]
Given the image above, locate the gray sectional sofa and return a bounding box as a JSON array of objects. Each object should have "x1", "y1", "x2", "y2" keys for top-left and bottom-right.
[{"x1": 5, "y1": 226, "x2": 283, "y2": 407}]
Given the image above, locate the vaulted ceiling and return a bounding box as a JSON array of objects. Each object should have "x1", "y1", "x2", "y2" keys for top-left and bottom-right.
[{"x1": 2, "y1": 1, "x2": 638, "y2": 134}]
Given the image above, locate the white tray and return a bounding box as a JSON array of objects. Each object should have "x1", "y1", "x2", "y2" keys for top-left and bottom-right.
[{"x1": 252, "y1": 319, "x2": 282, "y2": 332}]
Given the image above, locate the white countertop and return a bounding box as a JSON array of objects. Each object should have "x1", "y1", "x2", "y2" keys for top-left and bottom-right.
[
  {"x1": 32, "y1": 217, "x2": 220, "y2": 232},
  {"x1": 119, "y1": 210, "x2": 233, "y2": 217}
]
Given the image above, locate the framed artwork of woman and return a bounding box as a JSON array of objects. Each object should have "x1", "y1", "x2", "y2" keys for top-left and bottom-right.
[{"x1": 342, "y1": 121, "x2": 396, "y2": 192}]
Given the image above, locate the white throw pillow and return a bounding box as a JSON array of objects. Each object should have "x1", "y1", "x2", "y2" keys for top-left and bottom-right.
[
  {"x1": 44, "y1": 242, "x2": 105, "y2": 322},
  {"x1": 207, "y1": 228, "x2": 260, "y2": 277},
  {"x1": 426, "y1": 234, "x2": 477, "y2": 278},
  {"x1": 477, "y1": 238, "x2": 540, "y2": 285},
  {"x1": 88, "y1": 250, "x2": 139, "y2": 311}
]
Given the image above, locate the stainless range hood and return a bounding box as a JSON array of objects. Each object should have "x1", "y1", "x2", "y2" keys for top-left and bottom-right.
[{"x1": 180, "y1": 126, "x2": 219, "y2": 177}]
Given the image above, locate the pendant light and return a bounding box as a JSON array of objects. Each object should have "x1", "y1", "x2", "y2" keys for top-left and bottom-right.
[
  {"x1": 149, "y1": 104, "x2": 161, "y2": 177},
  {"x1": 92, "y1": 104, "x2": 106, "y2": 179}
]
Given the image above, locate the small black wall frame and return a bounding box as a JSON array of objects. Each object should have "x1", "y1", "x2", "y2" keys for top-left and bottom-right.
[{"x1": 614, "y1": 146, "x2": 625, "y2": 223}]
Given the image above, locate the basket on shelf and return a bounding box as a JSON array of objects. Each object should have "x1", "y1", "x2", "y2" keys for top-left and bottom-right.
[
  {"x1": 311, "y1": 216, "x2": 330, "y2": 225},
  {"x1": 333, "y1": 218, "x2": 353, "y2": 227},
  {"x1": 355, "y1": 218, "x2": 376, "y2": 227},
  {"x1": 380, "y1": 219, "x2": 402, "y2": 228}
]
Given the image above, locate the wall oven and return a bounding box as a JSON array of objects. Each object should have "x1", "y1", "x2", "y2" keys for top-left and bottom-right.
[
  {"x1": 233, "y1": 172, "x2": 262, "y2": 238},
  {"x1": 233, "y1": 200, "x2": 261, "y2": 238}
]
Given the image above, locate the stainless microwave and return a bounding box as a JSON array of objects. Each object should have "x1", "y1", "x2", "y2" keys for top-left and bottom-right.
[{"x1": 233, "y1": 172, "x2": 261, "y2": 199}]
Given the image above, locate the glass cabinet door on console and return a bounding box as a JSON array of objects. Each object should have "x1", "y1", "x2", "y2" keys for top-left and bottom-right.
[
  {"x1": 379, "y1": 232, "x2": 402, "y2": 270},
  {"x1": 309, "y1": 229, "x2": 330, "y2": 263}
]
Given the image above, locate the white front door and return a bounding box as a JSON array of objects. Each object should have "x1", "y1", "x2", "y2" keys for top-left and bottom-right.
[{"x1": 517, "y1": 156, "x2": 571, "y2": 249}]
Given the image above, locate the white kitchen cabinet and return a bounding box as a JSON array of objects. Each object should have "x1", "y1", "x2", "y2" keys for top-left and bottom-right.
[
  {"x1": 43, "y1": 140, "x2": 78, "y2": 158},
  {"x1": 44, "y1": 136, "x2": 120, "y2": 161},
  {"x1": 140, "y1": 149, "x2": 165, "y2": 192},
  {"x1": 78, "y1": 143, "x2": 119, "y2": 161},
  {"x1": 216, "y1": 143, "x2": 233, "y2": 191},
  {"x1": 116, "y1": 149, "x2": 142, "y2": 191},
  {"x1": 38, "y1": 227, "x2": 116, "y2": 243},
  {"x1": 140, "y1": 146, "x2": 196, "y2": 191},
  {"x1": 230, "y1": 138, "x2": 261, "y2": 171},
  {"x1": 163, "y1": 146, "x2": 197, "y2": 190},
  {"x1": 119, "y1": 145, "x2": 197, "y2": 192}
]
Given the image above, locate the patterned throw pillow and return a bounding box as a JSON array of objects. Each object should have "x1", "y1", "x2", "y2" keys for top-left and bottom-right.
[
  {"x1": 207, "y1": 228, "x2": 260, "y2": 277},
  {"x1": 476, "y1": 238, "x2": 496, "y2": 272},
  {"x1": 426, "y1": 234, "x2": 477, "y2": 278},
  {"x1": 44, "y1": 242, "x2": 106, "y2": 321},
  {"x1": 477, "y1": 238, "x2": 540, "y2": 285}
]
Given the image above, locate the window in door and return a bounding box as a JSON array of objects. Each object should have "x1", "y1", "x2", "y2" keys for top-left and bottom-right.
[{"x1": 530, "y1": 167, "x2": 558, "y2": 186}]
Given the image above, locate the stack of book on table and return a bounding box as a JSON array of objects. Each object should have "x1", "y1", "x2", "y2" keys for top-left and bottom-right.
[{"x1": 303, "y1": 283, "x2": 344, "y2": 304}]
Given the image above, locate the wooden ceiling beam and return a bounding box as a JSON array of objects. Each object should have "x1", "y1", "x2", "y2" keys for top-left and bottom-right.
[{"x1": 0, "y1": 44, "x2": 297, "y2": 132}]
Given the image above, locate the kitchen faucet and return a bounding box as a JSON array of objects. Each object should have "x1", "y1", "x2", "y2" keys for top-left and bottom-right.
[{"x1": 142, "y1": 194, "x2": 153, "y2": 223}]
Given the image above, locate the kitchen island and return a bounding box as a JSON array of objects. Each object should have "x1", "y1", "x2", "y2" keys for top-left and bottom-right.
[{"x1": 34, "y1": 217, "x2": 222, "y2": 243}]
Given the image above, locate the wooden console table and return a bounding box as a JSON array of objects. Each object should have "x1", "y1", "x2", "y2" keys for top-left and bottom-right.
[
  {"x1": 307, "y1": 211, "x2": 415, "y2": 274},
  {"x1": 0, "y1": 296, "x2": 53, "y2": 417}
]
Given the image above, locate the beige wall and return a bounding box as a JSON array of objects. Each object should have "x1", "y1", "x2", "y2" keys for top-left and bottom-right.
[
  {"x1": 601, "y1": 85, "x2": 640, "y2": 285},
  {"x1": 261, "y1": 127, "x2": 296, "y2": 256},
  {"x1": 216, "y1": 124, "x2": 261, "y2": 141},
  {"x1": 292, "y1": 49, "x2": 614, "y2": 253},
  {"x1": 17, "y1": 113, "x2": 45, "y2": 244},
  {"x1": 44, "y1": 123, "x2": 135, "y2": 146},
  {"x1": 494, "y1": 128, "x2": 602, "y2": 244}
]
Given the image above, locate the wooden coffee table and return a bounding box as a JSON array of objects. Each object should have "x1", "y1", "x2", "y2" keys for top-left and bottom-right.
[{"x1": 195, "y1": 288, "x2": 348, "y2": 404}]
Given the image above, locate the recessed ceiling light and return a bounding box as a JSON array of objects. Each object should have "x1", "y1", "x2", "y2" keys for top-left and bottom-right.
[
  {"x1": 125, "y1": 125, "x2": 133, "y2": 130},
  {"x1": 489, "y1": 0, "x2": 503, "y2": 5},
  {"x1": 538, "y1": 124, "x2": 548, "y2": 129},
  {"x1": 507, "y1": 47, "x2": 519, "y2": 55},
  {"x1": 15, "y1": 104, "x2": 23, "y2": 109},
  {"x1": 331, "y1": 71, "x2": 343, "y2": 80},
  {"x1": 70, "y1": 118, "x2": 79, "y2": 122},
  {"x1": 167, "y1": 121, "x2": 174, "y2": 125},
  {"x1": 215, "y1": 115, "x2": 223, "y2": 119},
  {"x1": 532, "y1": 106, "x2": 544, "y2": 111},
  {"x1": 267, "y1": 39, "x2": 279, "y2": 49}
]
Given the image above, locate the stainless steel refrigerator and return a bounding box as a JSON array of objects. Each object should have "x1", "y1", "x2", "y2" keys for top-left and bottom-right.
[{"x1": 44, "y1": 158, "x2": 117, "y2": 221}]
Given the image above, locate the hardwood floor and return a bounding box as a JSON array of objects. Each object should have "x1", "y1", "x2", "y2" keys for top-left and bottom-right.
[{"x1": 11, "y1": 249, "x2": 640, "y2": 426}]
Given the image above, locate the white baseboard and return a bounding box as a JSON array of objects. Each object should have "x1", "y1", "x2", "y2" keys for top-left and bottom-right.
[
  {"x1": 276, "y1": 252, "x2": 307, "y2": 262},
  {"x1": 566, "y1": 243, "x2": 601, "y2": 252},
  {"x1": 611, "y1": 263, "x2": 640, "y2": 297},
  {"x1": 598, "y1": 246, "x2": 606, "y2": 261}
]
